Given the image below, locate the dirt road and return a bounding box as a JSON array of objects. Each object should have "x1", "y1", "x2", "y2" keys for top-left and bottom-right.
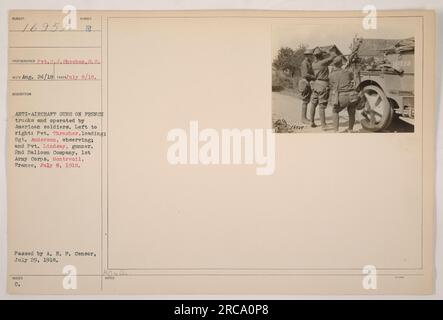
[
  {"x1": 272, "y1": 89, "x2": 365, "y2": 133},
  {"x1": 272, "y1": 89, "x2": 414, "y2": 133}
]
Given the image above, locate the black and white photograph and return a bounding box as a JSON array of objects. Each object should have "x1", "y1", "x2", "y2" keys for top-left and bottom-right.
[{"x1": 272, "y1": 22, "x2": 416, "y2": 133}]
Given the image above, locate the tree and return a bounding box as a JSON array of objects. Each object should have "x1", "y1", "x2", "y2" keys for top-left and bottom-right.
[{"x1": 272, "y1": 45, "x2": 306, "y2": 77}]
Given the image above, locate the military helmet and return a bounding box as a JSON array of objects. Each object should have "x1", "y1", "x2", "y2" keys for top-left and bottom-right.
[{"x1": 313, "y1": 47, "x2": 323, "y2": 56}]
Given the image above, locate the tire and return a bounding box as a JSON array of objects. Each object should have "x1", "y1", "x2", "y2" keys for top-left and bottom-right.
[{"x1": 360, "y1": 85, "x2": 393, "y2": 132}]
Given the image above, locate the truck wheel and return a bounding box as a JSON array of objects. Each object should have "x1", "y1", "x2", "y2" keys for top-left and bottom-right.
[{"x1": 360, "y1": 85, "x2": 393, "y2": 132}]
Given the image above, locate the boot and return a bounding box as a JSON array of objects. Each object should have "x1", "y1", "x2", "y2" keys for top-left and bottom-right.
[
  {"x1": 301, "y1": 103, "x2": 310, "y2": 124},
  {"x1": 348, "y1": 109, "x2": 356, "y2": 131},
  {"x1": 319, "y1": 107, "x2": 327, "y2": 130},
  {"x1": 332, "y1": 112, "x2": 339, "y2": 132},
  {"x1": 310, "y1": 104, "x2": 317, "y2": 128}
]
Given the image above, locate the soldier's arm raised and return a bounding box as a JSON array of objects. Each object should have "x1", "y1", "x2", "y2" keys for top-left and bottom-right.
[{"x1": 319, "y1": 52, "x2": 337, "y2": 66}]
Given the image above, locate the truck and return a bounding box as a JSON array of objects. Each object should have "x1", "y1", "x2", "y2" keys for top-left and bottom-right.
[{"x1": 349, "y1": 37, "x2": 415, "y2": 132}]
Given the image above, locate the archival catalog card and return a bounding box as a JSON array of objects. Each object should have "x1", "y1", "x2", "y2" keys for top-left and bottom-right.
[{"x1": 7, "y1": 10, "x2": 436, "y2": 294}]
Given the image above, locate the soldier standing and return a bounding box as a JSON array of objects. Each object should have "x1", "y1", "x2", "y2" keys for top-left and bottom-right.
[
  {"x1": 329, "y1": 56, "x2": 366, "y2": 132},
  {"x1": 298, "y1": 49, "x2": 315, "y2": 124},
  {"x1": 310, "y1": 47, "x2": 336, "y2": 129}
]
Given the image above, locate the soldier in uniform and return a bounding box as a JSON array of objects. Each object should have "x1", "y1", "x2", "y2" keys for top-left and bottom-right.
[
  {"x1": 310, "y1": 47, "x2": 337, "y2": 129},
  {"x1": 329, "y1": 56, "x2": 366, "y2": 132},
  {"x1": 298, "y1": 49, "x2": 315, "y2": 124}
]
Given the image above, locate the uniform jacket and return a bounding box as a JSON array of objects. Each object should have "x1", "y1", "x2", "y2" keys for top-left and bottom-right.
[
  {"x1": 300, "y1": 58, "x2": 315, "y2": 81},
  {"x1": 312, "y1": 54, "x2": 336, "y2": 81}
]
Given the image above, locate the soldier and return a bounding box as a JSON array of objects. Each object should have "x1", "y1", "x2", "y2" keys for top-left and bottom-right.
[
  {"x1": 329, "y1": 56, "x2": 366, "y2": 132},
  {"x1": 310, "y1": 47, "x2": 337, "y2": 129},
  {"x1": 298, "y1": 49, "x2": 315, "y2": 124}
]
